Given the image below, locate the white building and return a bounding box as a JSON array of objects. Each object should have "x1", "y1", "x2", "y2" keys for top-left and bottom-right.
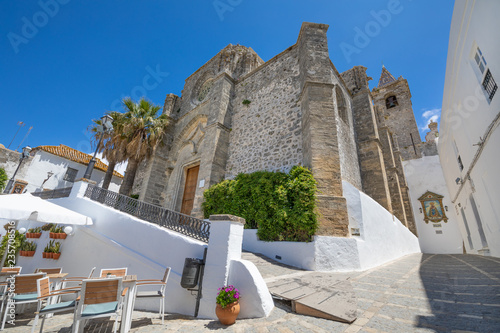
[
  {"x1": 0, "y1": 144, "x2": 122, "y2": 193},
  {"x1": 440, "y1": 0, "x2": 500, "y2": 257}
]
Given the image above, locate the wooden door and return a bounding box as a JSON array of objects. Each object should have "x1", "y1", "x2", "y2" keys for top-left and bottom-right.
[{"x1": 180, "y1": 165, "x2": 200, "y2": 215}]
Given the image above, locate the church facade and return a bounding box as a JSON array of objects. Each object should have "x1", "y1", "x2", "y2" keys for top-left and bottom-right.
[{"x1": 134, "y1": 22, "x2": 424, "y2": 237}]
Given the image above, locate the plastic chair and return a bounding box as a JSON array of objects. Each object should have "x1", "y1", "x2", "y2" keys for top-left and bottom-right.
[
  {"x1": 31, "y1": 277, "x2": 79, "y2": 333},
  {"x1": 100, "y1": 267, "x2": 127, "y2": 278},
  {"x1": 135, "y1": 267, "x2": 171, "y2": 324},
  {"x1": 72, "y1": 277, "x2": 125, "y2": 333},
  {"x1": 0, "y1": 273, "x2": 46, "y2": 330}
]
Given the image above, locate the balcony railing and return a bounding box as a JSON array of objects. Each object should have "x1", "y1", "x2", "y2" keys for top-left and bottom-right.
[
  {"x1": 83, "y1": 184, "x2": 210, "y2": 243},
  {"x1": 31, "y1": 187, "x2": 72, "y2": 199}
]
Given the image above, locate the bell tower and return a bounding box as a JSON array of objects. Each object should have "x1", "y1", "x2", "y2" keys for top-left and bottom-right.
[{"x1": 372, "y1": 66, "x2": 421, "y2": 160}]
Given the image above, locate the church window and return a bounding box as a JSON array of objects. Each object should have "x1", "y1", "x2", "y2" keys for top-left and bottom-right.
[
  {"x1": 336, "y1": 86, "x2": 348, "y2": 124},
  {"x1": 197, "y1": 79, "x2": 213, "y2": 102},
  {"x1": 385, "y1": 95, "x2": 398, "y2": 109}
]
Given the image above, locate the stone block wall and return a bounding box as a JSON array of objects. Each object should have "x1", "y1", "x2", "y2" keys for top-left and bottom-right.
[
  {"x1": 226, "y1": 46, "x2": 302, "y2": 178},
  {"x1": 372, "y1": 78, "x2": 422, "y2": 161}
]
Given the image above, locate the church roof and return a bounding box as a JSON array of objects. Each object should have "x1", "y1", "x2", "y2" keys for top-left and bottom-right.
[
  {"x1": 377, "y1": 66, "x2": 397, "y2": 88},
  {"x1": 32, "y1": 144, "x2": 124, "y2": 178}
]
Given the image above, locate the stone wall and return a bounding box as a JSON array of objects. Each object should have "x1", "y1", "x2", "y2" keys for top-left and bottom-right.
[
  {"x1": 226, "y1": 46, "x2": 302, "y2": 178},
  {"x1": 372, "y1": 78, "x2": 422, "y2": 161}
]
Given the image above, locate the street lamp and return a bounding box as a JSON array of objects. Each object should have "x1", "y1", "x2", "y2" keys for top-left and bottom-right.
[
  {"x1": 3, "y1": 146, "x2": 32, "y2": 194},
  {"x1": 83, "y1": 114, "x2": 113, "y2": 180}
]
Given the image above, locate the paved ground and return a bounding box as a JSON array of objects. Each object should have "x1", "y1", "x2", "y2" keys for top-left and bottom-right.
[{"x1": 3, "y1": 253, "x2": 500, "y2": 332}]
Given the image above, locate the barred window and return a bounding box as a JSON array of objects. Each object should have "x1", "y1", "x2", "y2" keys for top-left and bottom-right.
[
  {"x1": 482, "y1": 69, "x2": 497, "y2": 101},
  {"x1": 63, "y1": 167, "x2": 78, "y2": 182}
]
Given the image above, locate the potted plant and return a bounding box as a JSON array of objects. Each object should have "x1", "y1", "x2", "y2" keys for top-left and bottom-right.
[
  {"x1": 50, "y1": 225, "x2": 67, "y2": 239},
  {"x1": 57, "y1": 226, "x2": 67, "y2": 239},
  {"x1": 52, "y1": 242, "x2": 61, "y2": 260},
  {"x1": 26, "y1": 241, "x2": 36, "y2": 256},
  {"x1": 49, "y1": 224, "x2": 57, "y2": 239},
  {"x1": 215, "y1": 285, "x2": 241, "y2": 325},
  {"x1": 26, "y1": 227, "x2": 42, "y2": 238},
  {"x1": 42, "y1": 244, "x2": 50, "y2": 258}
]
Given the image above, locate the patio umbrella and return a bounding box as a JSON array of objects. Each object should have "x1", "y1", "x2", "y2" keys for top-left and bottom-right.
[{"x1": 0, "y1": 193, "x2": 93, "y2": 268}]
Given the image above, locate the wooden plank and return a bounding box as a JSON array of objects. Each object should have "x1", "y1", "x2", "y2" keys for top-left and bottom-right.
[{"x1": 181, "y1": 165, "x2": 199, "y2": 215}]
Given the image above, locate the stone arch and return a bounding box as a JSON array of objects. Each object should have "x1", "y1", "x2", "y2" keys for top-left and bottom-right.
[
  {"x1": 170, "y1": 114, "x2": 208, "y2": 163},
  {"x1": 191, "y1": 70, "x2": 216, "y2": 105},
  {"x1": 336, "y1": 86, "x2": 348, "y2": 124}
]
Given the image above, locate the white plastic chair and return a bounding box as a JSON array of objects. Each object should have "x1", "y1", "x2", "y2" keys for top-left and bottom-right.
[{"x1": 135, "y1": 267, "x2": 171, "y2": 324}]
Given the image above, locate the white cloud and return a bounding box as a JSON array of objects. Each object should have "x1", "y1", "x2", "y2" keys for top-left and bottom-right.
[
  {"x1": 95, "y1": 152, "x2": 128, "y2": 176},
  {"x1": 420, "y1": 108, "x2": 441, "y2": 131}
]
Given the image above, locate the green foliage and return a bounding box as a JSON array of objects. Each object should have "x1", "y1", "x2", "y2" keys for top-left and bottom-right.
[
  {"x1": 0, "y1": 229, "x2": 26, "y2": 266},
  {"x1": 0, "y1": 168, "x2": 7, "y2": 192},
  {"x1": 242, "y1": 99, "x2": 251, "y2": 105},
  {"x1": 41, "y1": 223, "x2": 53, "y2": 231},
  {"x1": 130, "y1": 194, "x2": 139, "y2": 199},
  {"x1": 22, "y1": 241, "x2": 37, "y2": 251},
  {"x1": 202, "y1": 166, "x2": 318, "y2": 242},
  {"x1": 27, "y1": 227, "x2": 42, "y2": 233},
  {"x1": 216, "y1": 285, "x2": 240, "y2": 308}
]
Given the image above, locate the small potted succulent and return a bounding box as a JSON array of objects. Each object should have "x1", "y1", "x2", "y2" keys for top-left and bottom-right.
[
  {"x1": 20, "y1": 241, "x2": 37, "y2": 256},
  {"x1": 50, "y1": 225, "x2": 67, "y2": 239},
  {"x1": 43, "y1": 240, "x2": 55, "y2": 258},
  {"x1": 26, "y1": 227, "x2": 42, "y2": 239},
  {"x1": 52, "y1": 242, "x2": 61, "y2": 259},
  {"x1": 215, "y1": 285, "x2": 241, "y2": 325}
]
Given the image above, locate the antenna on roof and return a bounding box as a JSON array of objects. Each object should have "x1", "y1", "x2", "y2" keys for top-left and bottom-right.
[
  {"x1": 16, "y1": 126, "x2": 33, "y2": 151},
  {"x1": 7, "y1": 121, "x2": 25, "y2": 149}
]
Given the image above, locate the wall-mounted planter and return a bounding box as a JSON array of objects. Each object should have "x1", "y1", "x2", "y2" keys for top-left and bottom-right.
[
  {"x1": 50, "y1": 233, "x2": 67, "y2": 239},
  {"x1": 20, "y1": 251, "x2": 36, "y2": 257},
  {"x1": 52, "y1": 253, "x2": 61, "y2": 260},
  {"x1": 26, "y1": 233, "x2": 42, "y2": 239},
  {"x1": 42, "y1": 252, "x2": 53, "y2": 259}
]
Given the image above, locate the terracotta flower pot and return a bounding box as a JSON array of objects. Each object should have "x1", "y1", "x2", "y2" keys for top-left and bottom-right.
[
  {"x1": 27, "y1": 251, "x2": 35, "y2": 257},
  {"x1": 49, "y1": 232, "x2": 55, "y2": 239},
  {"x1": 20, "y1": 250, "x2": 25, "y2": 256},
  {"x1": 215, "y1": 301, "x2": 240, "y2": 325},
  {"x1": 52, "y1": 253, "x2": 61, "y2": 260},
  {"x1": 48, "y1": 252, "x2": 53, "y2": 259},
  {"x1": 42, "y1": 252, "x2": 47, "y2": 258},
  {"x1": 58, "y1": 233, "x2": 67, "y2": 239},
  {"x1": 34, "y1": 233, "x2": 42, "y2": 238}
]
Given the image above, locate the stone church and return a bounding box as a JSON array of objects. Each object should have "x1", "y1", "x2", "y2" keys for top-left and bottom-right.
[{"x1": 133, "y1": 22, "x2": 427, "y2": 238}]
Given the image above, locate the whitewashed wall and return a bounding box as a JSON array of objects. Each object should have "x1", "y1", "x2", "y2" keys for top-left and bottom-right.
[
  {"x1": 243, "y1": 181, "x2": 421, "y2": 272},
  {"x1": 24, "y1": 150, "x2": 121, "y2": 193},
  {"x1": 440, "y1": 0, "x2": 500, "y2": 257},
  {"x1": 11, "y1": 182, "x2": 272, "y2": 319},
  {"x1": 403, "y1": 156, "x2": 463, "y2": 254}
]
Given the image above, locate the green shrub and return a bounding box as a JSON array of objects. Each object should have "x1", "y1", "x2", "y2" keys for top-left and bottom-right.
[
  {"x1": 0, "y1": 168, "x2": 7, "y2": 192},
  {"x1": 202, "y1": 166, "x2": 318, "y2": 242}
]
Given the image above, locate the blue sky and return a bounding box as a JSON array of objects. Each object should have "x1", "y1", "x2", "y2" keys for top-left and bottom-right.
[{"x1": 0, "y1": 0, "x2": 453, "y2": 161}]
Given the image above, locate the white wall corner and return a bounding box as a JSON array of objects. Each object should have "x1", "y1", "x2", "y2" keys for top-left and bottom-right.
[
  {"x1": 228, "y1": 259, "x2": 274, "y2": 318},
  {"x1": 197, "y1": 214, "x2": 246, "y2": 319},
  {"x1": 69, "y1": 180, "x2": 90, "y2": 199}
]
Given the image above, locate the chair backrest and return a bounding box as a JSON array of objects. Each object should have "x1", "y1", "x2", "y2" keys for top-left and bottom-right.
[
  {"x1": 34, "y1": 268, "x2": 63, "y2": 274},
  {"x1": 162, "y1": 267, "x2": 171, "y2": 283},
  {"x1": 15, "y1": 273, "x2": 46, "y2": 295},
  {"x1": 36, "y1": 277, "x2": 51, "y2": 299},
  {"x1": 100, "y1": 268, "x2": 127, "y2": 278},
  {"x1": 81, "y1": 278, "x2": 122, "y2": 305},
  {"x1": 88, "y1": 267, "x2": 96, "y2": 278},
  {"x1": 2, "y1": 267, "x2": 22, "y2": 274}
]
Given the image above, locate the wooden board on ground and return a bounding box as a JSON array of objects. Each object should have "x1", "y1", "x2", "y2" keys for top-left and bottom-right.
[{"x1": 267, "y1": 272, "x2": 357, "y2": 323}]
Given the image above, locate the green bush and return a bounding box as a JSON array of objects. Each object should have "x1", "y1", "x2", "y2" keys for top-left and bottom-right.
[
  {"x1": 0, "y1": 168, "x2": 7, "y2": 192},
  {"x1": 202, "y1": 166, "x2": 318, "y2": 242}
]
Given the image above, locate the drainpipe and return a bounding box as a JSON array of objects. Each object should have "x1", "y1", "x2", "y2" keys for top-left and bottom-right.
[{"x1": 452, "y1": 110, "x2": 500, "y2": 203}]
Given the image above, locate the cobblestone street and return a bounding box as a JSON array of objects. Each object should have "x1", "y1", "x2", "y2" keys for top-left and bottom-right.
[{"x1": 4, "y1": 253, "x2": 500, "y2": 332}]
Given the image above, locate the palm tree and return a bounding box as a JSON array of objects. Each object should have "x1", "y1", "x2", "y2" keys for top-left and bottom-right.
[
  {"x1": 118, "y1": 97, "x2": 168, "y2": 196},
  {"x1": 89, "y1": 111, "x2": 127, "y2": 189}
]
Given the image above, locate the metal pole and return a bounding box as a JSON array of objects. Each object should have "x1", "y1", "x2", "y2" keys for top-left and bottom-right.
[
  {"x1": 7, "y1": 122, "x2": 24, "y2": 149},
  {"x1": 3, "y1": 158, "x2": 24, "y2": 194},
  {"x1": 83, "y1": 131, "x2": 104, "y2": 179},
  {"x1": 15, "y1": 126, "x2": 33, "y2": 152}
]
